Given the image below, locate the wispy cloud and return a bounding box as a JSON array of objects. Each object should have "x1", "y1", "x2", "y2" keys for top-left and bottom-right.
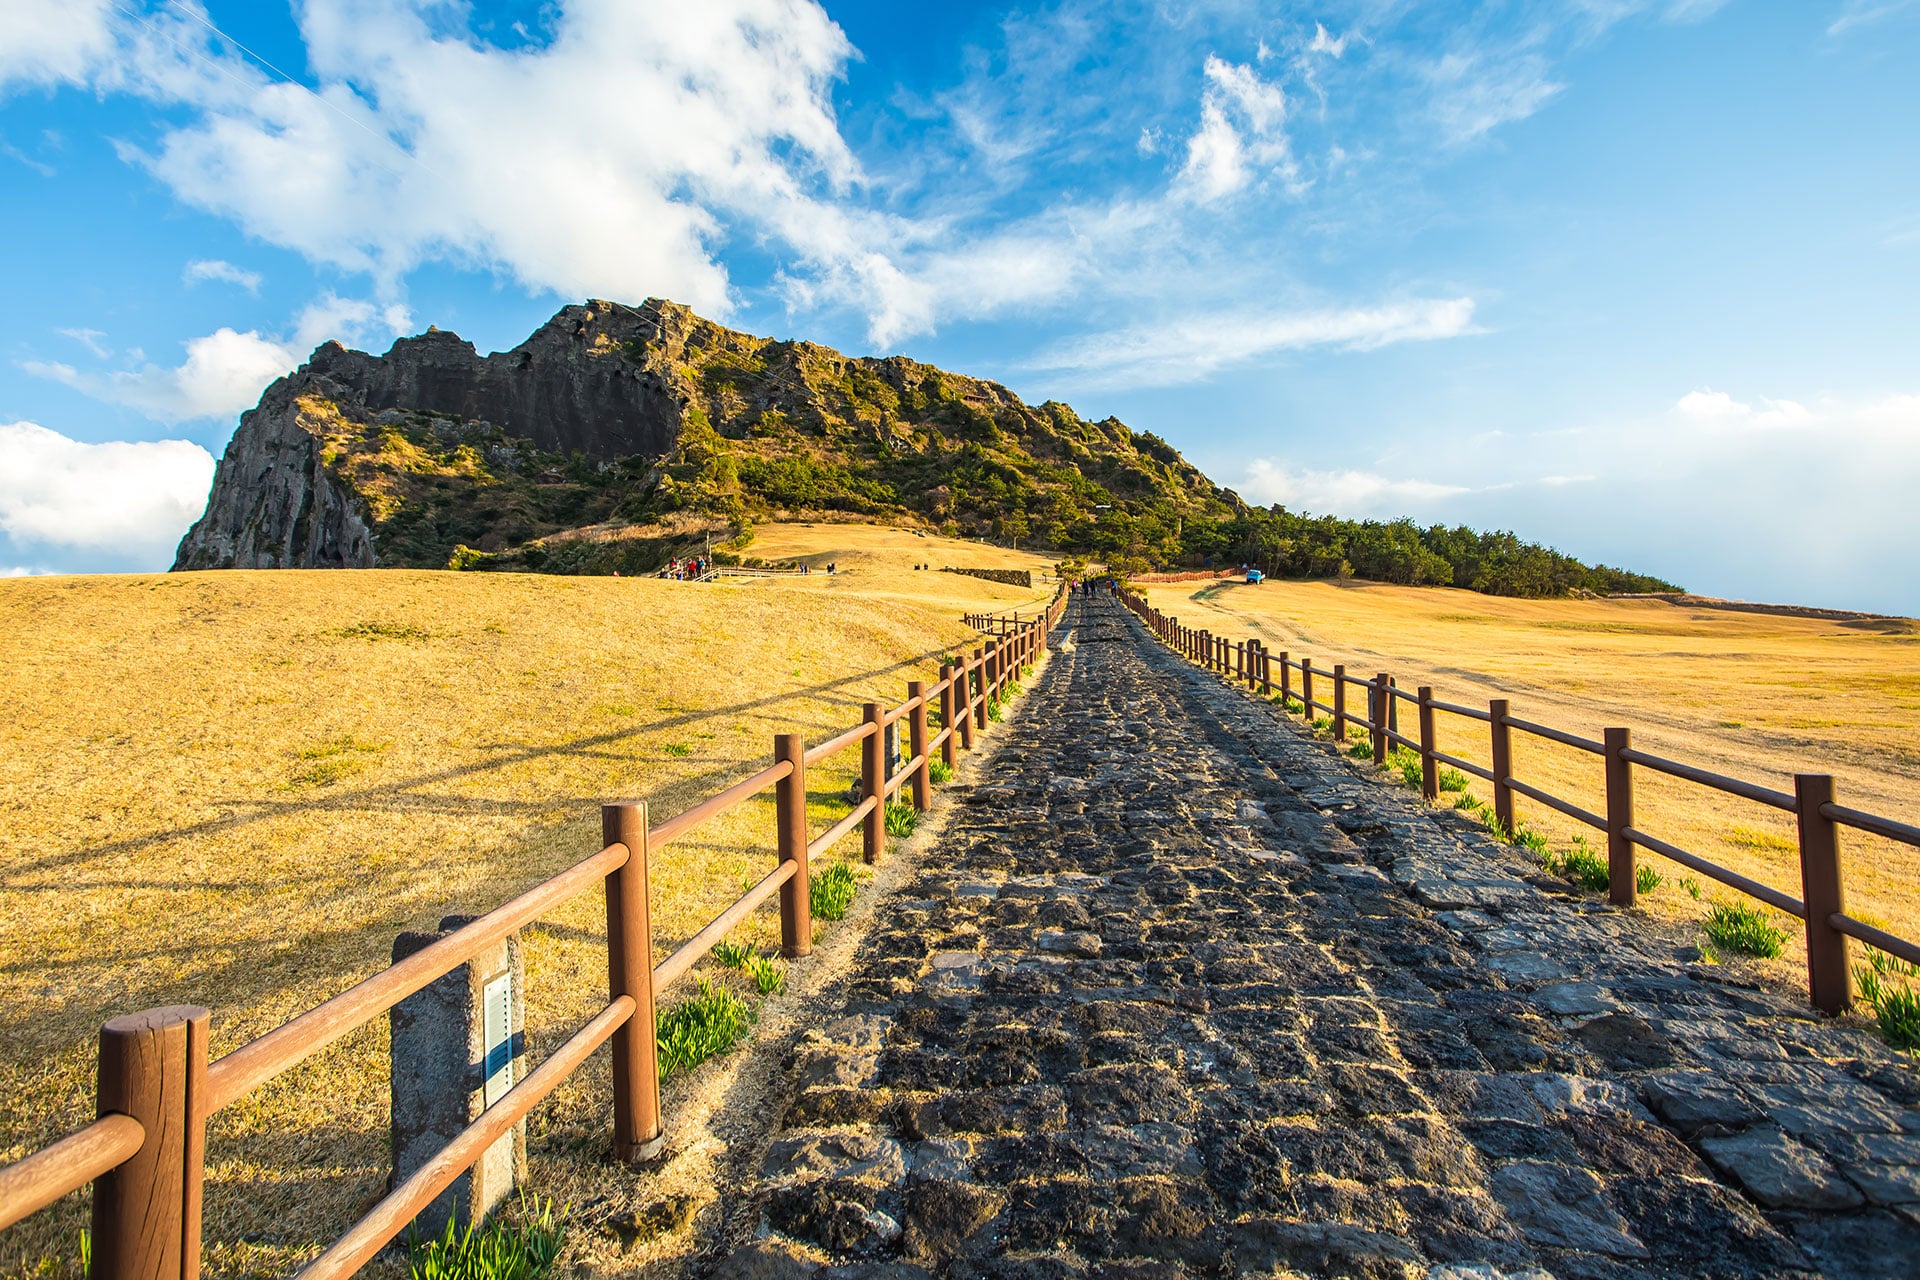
[
  {"x1": 1423, "y1": 50, "x2": 1564, "y2": 144},
  {"x1": 183, "y1": 258, "x2": 263, "y2": 293},
  {"x1": 1828, "y1": 0, "x2": 1920, "y2": 35},
  {"x1": 23, "y1": 293, "x2": 409, "y2": 423},
  {"x1": 57, "y1": 327, "x2": 111, "y2": 358},
  {"x1": 1031, "y1": 297, "x2": 1479, "y2": 387}
]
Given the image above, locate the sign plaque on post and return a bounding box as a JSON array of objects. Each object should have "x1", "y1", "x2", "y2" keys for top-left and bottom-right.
[{"x1": 390, "y1": 915, "x2": 527, "y2": 1240}]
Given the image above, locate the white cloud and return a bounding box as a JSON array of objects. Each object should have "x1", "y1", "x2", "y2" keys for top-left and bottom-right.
[
  {"x1": 1673, "y1": 387, "x2": 1818, "y2": 430},
  {"x1": 25, "y1": 329, "x2": 294, "y2": 423},
  {"x1": 60, "y1": 0, "x2": 866, "y2": 327},
  {"x1": 1177, "y1": 56, "x2": 1298, "y2": 203},
  {"x1": 1032, "y1": 296, "x2": 1479, "y2": 386},
  {"x1": 1423, "y1": 51, "x2": 1564, "y2": 144},
  {"x1": 1237, "y1": 459, "x2": 1469, "y2": 514},
  {"x1": 0, "y1": 0, "x2": 116, "y2": 92},
  {"x1": 1308, "y1": 24, "x2": 1351, "y2": 58},
  {"x1": 184, "y1": 259, "x2": 264, "y2": 293},
  {"x1": 24, "y1": 292, "x2": 412, "y2": 422},
  {"x1": 0, "y1": 422, "x2": 214, "y2": 563}
]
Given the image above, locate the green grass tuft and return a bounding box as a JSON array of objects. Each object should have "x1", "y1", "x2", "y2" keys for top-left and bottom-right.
[
  {"x1": 1703, "y1": 901, "x2": 1786, "y2": 958},
  {"x1": 711, "y1": 939, "x2": 752, "y2": 969},
  {"x1": 746, "y1": 954, "x2": 786, "y2": 995},
  {"x1": 1636, "y1": 865, "x2": 1663, "y2": 895},
  {"x1": 1437, "y1": 768, "x2": 1471, "y2": 793},
  {"x1": 1386, "y1": 748, "x2": 1424, "y2": 790},
  {"x1": 810, "y1": 859, "x2": 859, "y2": 921},
  {"x1": 884, "y1": 799, "x2": 920, "y2": 838},
  {"x1": 1453, "y1": 792, "x2": 1485, "y2": 813},
  {"x1": 407, "y1": 1195, "x2": 565, "y2": 1280},
  {"x1": 1854, "y1": 947, "x2": 1920, "y2": 1051},
  {"x1": 1681, "y1": 875, "x2": 1703, "y2": 900},
  {"x1": 1558, "y1": 843, "x2": 1610, "y2": 892},
  {"x1": 656, "y1": 979, "x2": 754, "y2": 1079},
  {"x1": 1346, "y1": 740, "x2": 1375, "y2": 761},
  {"x1": 929, "y1": 758, "x2": 955, "y2": 784},
  {"x1": 663, "y1": 742, "x2": 692, "y2": 758}
]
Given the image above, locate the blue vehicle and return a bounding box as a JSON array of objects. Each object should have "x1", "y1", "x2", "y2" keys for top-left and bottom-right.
[{"x1": 1245, "y1": 569, "x2": 1264, "y2": 584}]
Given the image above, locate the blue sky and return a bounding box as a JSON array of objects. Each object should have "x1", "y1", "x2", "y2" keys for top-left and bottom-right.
[{"x1": 2, "y1": 1, "x2": 1917, "y2": 611}]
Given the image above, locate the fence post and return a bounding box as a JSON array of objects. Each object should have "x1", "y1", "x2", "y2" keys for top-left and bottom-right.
[
  {"x1": 1333, "y1": 665, "x2": 1347, "y2": 741},
  {"x1": 1489, "y1": 699, "x2": 1514, "y2": 832},
  {"x1": 92, "y1": 1004, "x2": 208, "y2": 1280},
  {"x1": 1417, "y1": 687, "x2": 1438, "y2": 800},
  {"x1": 1388, "y1": 677, "x2": 1400, "y2": 738},
  {"x1": 1795, "y1": 774, "x2": 1850, "y2": 1014},
  {"x1": 1302, "y1": 659, "x2": 1314, "y2": 721},
  {"x1": 602, "y1": 802, "x2": 661, "y2": 1161},
  {"x1": 1279, "y1": 652, "x2": 1291, "y2": 705},
  {"x1": 908, "y1": 682, "x2": 931, "y2": 810},
  {"x1": 1604, "y1": 728, "x2": 1635, "y2": 908},
  {"x1": 1235, "y1": 641, "x2": 1244, "y2": 683},
  {"x1": 863, "y1": 703, "x2": 886, "y2": 863},
  {"x1": 775, "y1": 736, "x2": 811, "y2": 959},
  {"x1": 971, "y1": 648, "x2": 987, "y2": 730},
  {"x1": 957, "y1": 655, "x2": 976, "y2": 751},
  {"x1": 1372, "y1": 673, "x2": 1390, "y2": 765},
  {"x1": 939, "y1": 665, "x2": 959, "y2": 770}
]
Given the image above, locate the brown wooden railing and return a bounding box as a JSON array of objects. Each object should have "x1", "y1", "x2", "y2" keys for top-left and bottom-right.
[
  {"x1": 1120, "y1": 590, "x2": 1920, "y2": 1017},
  {"x1": 0, "y1": 592, "x2": 1068, "y2": 1280}
]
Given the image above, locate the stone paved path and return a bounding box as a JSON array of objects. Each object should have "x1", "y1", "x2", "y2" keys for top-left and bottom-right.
[{"x1": 707, "y1": 597, "x2": 1920, "y2": 1280}]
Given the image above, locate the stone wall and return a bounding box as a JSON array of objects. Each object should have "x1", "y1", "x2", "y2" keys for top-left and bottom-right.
[{"x1": 941, "y1": 567, "x2": 1032, "y2": 588}]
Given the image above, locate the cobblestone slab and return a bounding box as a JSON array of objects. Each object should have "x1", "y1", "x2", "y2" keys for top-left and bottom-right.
[{"x1": 704, "y1": 598, "x2": 1920, "y2": 1280}]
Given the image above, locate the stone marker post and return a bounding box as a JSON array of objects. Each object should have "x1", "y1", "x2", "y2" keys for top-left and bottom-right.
[{"x1": 390, "y1": 914, "x2": 527, "y2": 1240}]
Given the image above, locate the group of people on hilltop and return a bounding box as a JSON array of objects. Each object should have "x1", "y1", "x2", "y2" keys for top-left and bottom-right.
[
  {"x1": 662, "y1": 557, "x2": 708, "y2": 580},
  {"x1": 1069, "y1": 577, "x2": 1117, "y2": 596}
]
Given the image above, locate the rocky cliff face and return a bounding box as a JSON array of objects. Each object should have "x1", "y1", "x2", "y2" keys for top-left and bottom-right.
[
  {"x1": 174, "y1": 300, "x2": 693, "y2": 570},
  {"x1": 172, "y1": 383, "x2": 377, "y2": 570},
  {"x1": 175, "y1": 296, "x2": 1245, "y2": 573}
]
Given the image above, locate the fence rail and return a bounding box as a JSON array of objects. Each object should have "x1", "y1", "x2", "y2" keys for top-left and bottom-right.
[
  {"x1": 0, "y1": 590, "x2": 1070, "y2": 1279},
  {"x1": 1120, "y1": 588, "x2": 1919, "y2": 1021}
]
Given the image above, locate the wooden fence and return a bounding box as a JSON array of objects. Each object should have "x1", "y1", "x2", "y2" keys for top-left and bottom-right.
[
  {"x1": 1119, "y1": 590, "x2": 1920, "y2": 1016},
  {"x1": 0, "y1": 591, "x2": 1068, "y2": 1280}
]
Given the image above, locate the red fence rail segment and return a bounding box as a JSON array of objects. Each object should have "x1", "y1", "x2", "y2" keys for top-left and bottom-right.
[
  {"x1": 1822, "y1": 804, "x2": 1920, "y2": 847},
  {"x1": 294, "y1": 997, "x2": 635, "y2": 1280},
  {"x1": 1624, "y1": 826, "x2": 1806, "y2": 917},
  {"x1": 204, "y1": 842, "x2": 627, "y2": 1114},
  {"x1": 1116, "y1": 584, "x2": 1919, "y2": 1019},
  {"x1": 1831, "y1": 914, "x2": 1920, "y2": 968},
  {"x1": 0, "y1": 1116, "x2": 144, "y2": 1234},
  {"x1": 654, "y1": 861, "x2": 799, "y2": 994},
  {"x1": 0, "y1": 590, "x2": 1071, "y2": 1273},
  {"x1": 1619, "y1": 747, "x2": 1796, "y2": 812},
  {"x1": 1504, "y1": 715, "x2": 1604, "y2": 756},
  {"x1": 652, "y1": 761, "x2": 790, "y2": 848}
]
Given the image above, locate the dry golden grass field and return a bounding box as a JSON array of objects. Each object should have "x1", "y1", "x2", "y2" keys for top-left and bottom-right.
[
  {"x1": 0, "y1": 525, "x2": 1057, "y2": 1279},
  {"x1": 1142, "y1": 577, "x2": 1920, "y2": 989}
]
